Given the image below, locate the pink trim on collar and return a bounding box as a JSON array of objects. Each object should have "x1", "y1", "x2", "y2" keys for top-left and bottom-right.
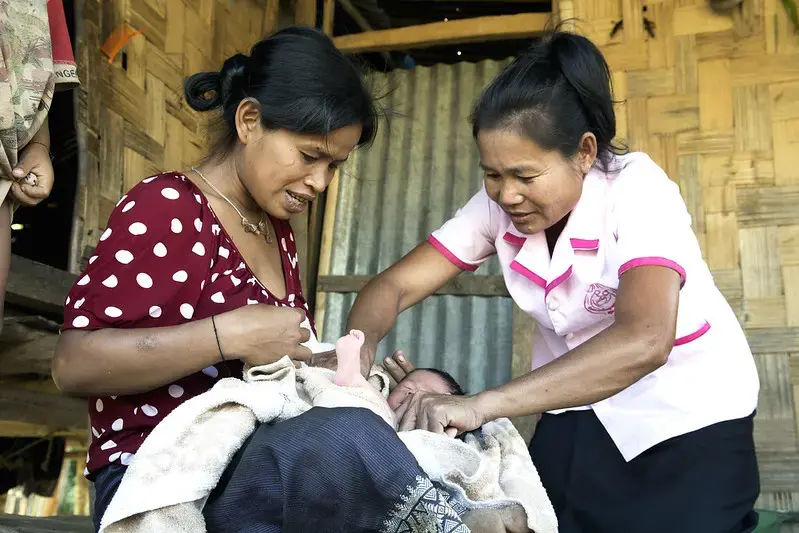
[
  {"x1": 503, "y1": 232, "x2": 527, "y2": 246},
  {"x1": 545, "y1": 266, "x2": 573, "y2": 297},
  {"x1": 427, "y1": 235, "x2": 478, "y2": 272},
  {"x1": 569, "y1": 238, "x2": 599, "y2": 251},
  {"x1": 510, "y1": 260, "x2": 546, "y2": 288},
  {"x1": 618, "y1": 257, "x2": 686, "y2": 287},
  {"x1": 674, "y1": 322, "x2": 710, "y2": 346}
]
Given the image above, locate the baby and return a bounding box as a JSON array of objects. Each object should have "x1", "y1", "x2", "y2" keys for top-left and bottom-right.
[
  {"x1": 334, "y1": 332, "x2": 519, "y2": 532},
  {"x1": 333, "y1": 329, "x2": 464, "y2": 414}
]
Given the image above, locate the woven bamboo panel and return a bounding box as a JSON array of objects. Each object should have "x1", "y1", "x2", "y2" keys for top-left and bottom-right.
[
  {"x1": 73, "y1": 0, "x2": 269, "y2": 268},
  {"x1": 558, "y1": 0, "x2": 799, "y2": 512}
]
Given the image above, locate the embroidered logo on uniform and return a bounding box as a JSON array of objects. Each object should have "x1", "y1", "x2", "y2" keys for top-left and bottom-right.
[{"x1": 584, "y1": 283, "x2": 617, "y2": 314}]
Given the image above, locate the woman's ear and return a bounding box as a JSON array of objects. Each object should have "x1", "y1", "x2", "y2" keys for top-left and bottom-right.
[
  {"x1": 234, "y1": 98, "x2": 263, "y2": 145},
  {"x1": 578, "y1": 132, "x2": 598, "y2": 174}
]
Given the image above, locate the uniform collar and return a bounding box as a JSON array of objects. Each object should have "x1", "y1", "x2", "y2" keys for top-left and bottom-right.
[{"x1": 504, "y1": 169, "x2": 607, "y2": 292}]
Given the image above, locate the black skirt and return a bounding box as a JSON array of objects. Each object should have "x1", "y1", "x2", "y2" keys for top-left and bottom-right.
[{"x1": 529, "y1": 409, "x2": 760, "y2": 533}]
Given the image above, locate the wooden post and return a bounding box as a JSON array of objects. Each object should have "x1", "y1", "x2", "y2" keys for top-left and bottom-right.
[
  {"x1": 262, "y1": 0, "x2": 280, "y2": 36},
  {"x1": 295, "y1": 0, "x2": 317, "y2": 27},
  {"x1": 313, "y1": 170, "x2": 340, "y2": 340},
  {"x1": 322, "y1": 0, "x2": 335, "y2": 35},
  {"x1": 510, "y1": 305, "x2": 537, "y2": 443}
]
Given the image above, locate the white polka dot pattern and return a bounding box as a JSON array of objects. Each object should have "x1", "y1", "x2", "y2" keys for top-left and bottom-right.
[{"x1": 62, "y1": 173, "x2": 312, "y2": 478}]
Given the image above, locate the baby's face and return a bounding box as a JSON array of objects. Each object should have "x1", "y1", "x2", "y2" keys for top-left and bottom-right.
[{"x1": 387, "y1": 370, "x2": 452, "y2": 410}]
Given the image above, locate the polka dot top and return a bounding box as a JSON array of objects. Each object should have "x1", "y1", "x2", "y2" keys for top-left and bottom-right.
[{"x1": 61, "y1": 172, "x2": 312, "y2": 478}]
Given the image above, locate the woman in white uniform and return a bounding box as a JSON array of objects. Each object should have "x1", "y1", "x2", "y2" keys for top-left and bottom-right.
[{"x1": 346, "y1": 30, "x2": 760, "y2": 532}]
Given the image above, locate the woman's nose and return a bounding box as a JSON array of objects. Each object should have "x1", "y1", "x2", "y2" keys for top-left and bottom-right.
[
  {"x1": 305, "y1": 167, "x2": 329, "y2": 194},
  {"x1": 499, "y1": 183, "x2": 524, "y2": 207}
]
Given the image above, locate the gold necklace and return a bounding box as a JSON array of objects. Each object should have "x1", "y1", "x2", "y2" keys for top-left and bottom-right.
[{"x1": 191, "y1": 167, "x2": 272, "y2": 244}]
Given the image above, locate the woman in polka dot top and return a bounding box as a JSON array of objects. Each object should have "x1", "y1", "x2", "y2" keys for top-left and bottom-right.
[{"x1": 50, "y1": 28, "x2": 459, "y2": 532}]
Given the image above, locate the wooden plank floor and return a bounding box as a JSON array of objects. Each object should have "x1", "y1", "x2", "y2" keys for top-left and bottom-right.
[{"x1": 0, "y1": 514, "x2": 92, "y2": 533}]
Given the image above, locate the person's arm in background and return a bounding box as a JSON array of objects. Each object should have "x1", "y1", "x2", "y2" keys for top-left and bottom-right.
[
  {"x1": 346, "y1": 242, "x2": 461, "y2": 376},
  {"x1": 11, "y1": 0, "x2": 80, "y2": 206},
  {"x1": 11, "y1": 117, "x2": 54, "y2": 206}
]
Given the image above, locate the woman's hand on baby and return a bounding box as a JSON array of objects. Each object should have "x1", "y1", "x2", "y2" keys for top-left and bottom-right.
[
  {"x1": 395, "y1": 392, "x2": 484, "y2": 437},
  {"x1": 215, "y1": 305, "x2": 313, "y2": 366},
  {"x1": 383, "y1": 350, "x2": 415, "y2": 384}
]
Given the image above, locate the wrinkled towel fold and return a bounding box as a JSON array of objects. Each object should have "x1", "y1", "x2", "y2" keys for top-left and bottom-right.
[{"x1": 100, "y1": 357, "x2": 557, "y2": 533}]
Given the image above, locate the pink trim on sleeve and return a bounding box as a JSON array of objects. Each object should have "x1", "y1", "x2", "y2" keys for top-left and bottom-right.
[
  {"x1": 427, "y1": 235, "x2": 479, "y2": 272},
  {"x1": 510, "y1": 260, "x2": 546, "y2": 288},
  {"x1": 674, "y1": 321, "x2": 710, "y2": 346},
  {"x1": 545, "y1": 266, "x2": 573, "y2": 297},
  {"x1": 569, "y1": 238, "x2": 600, "y2": 251},
  {"x1": 503, "y1": 232, "x2": 527, "y2": 246},
  {"x1": 618, "y1": 257, "x2": 686, "y2": 287}
]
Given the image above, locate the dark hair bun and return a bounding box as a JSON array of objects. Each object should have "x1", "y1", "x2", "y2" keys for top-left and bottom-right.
[
  {"x1": 183, "y1": 53, "x2": 249, "y2": 112},
  {"x1": 184, "y1": 71, "x2": 222, "y2": 112}
]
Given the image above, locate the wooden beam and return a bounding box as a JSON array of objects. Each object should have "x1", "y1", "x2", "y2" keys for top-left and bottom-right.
[
  {"x1": 318, "y1": 274, "x2": 510, "y2": 297},
  {"x1": 336, "y1": 0, "x2": 395, "y2": 67},
  {"x1": 295, "y1": 0, "x2": 317, "y2": 27},
  {"x1": 0, "y1": 385, "x2": 87, "y2": 437},
  {"x1": 0, "y1": 318, "x2": 60, "y2": 377},
  {"x1": 6, "y1": 255, "x2": 76, "y2": 318},
  {"x1": 332, "y1": 12, "x2": 551, "y2": 54},
  {"x1": 338, "y1": 0, "x2": 373, "y2": 32},
  {"x1": 322, "y1": 0, "x2": 336, "y2": 35},
  {"x1": 262, "y1": 0, "x2": 281, "y2": 36}
]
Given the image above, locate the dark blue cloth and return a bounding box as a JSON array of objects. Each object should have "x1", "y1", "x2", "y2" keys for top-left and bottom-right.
[
  {"x1": 529, "y1": 409, "x2": 760, "y2": 533},
  {"x1": 93, "y1": 407, "x2": 467, "y2": 533}
]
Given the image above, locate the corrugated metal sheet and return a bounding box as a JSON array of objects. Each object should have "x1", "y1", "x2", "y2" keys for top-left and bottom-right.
[{"x1": 321, "y1": 59, "x2": 514, "y2": 394}]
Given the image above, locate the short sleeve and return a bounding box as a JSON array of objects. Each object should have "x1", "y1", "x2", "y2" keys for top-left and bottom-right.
[
  {"x1": 612, "y1": 155, "x2": 697, "y2": 287},
  {"x1": 63, "y1": 175, "x2": 215, "y2": 331},
  {"x1": 428, "y1": 185, "x2": 499, "y2": 271},
  {"x1": 48, "y1": 0, "x2": 80, "y2": 91}
]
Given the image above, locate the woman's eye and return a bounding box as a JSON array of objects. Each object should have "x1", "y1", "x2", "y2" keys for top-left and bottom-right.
[
  {"x1": 328, "y1": 162, "x2": 339, "y2": 171},
  {"x1": 518, "y1": 176, "x2": 536, "y2": 183},
  {"x1": 301, "y1": 152, "x2": 318, "y2": 164},
  {"x1": 484, "y1": 172, "x2": 500, "y2": 180}
]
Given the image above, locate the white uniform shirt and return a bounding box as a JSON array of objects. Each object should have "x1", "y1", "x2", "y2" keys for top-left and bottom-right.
[{"x1": 429, "y1": 152, "x2": 759, "y2": 461}]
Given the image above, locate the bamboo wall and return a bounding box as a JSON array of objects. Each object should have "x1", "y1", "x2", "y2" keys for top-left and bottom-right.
[
  {"x1": 556, "y1": 0, "x2": 799, "y2": 512},
  {"x1": 72, "y1": 0, "x2": 274, "y2": 269}
]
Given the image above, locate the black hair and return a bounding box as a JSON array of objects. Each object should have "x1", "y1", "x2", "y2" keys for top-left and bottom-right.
[
  {"x1": 409, "y1": 368, "x2": 465, "y2": 396},
  {"x1": 184, "y1": 26, "x2": 378, "y2": 159},
  {"x1": 470, "y1": 27, "x2": 626, "y2": 171}
]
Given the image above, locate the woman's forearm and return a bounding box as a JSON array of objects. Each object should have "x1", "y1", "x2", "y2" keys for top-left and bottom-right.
[
  {"x1": 346, "y1": 242, "x2": 463, "y2": 375},
  {"x1": 476, "y1": 323, "x2": 673, "y2": 421},
  {"x1": 29, "y1": 116, "x2": 50, "y2": 148},
  {"x1": 53, "y1": 317, "x2": 223, "y2": 397},
  {"x1": 346, "y1": 276, "x2": 404, "y2": 373}
]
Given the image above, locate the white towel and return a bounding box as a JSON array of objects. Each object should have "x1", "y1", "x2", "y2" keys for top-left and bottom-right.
[{"x1": 99, "y1": 356, "x2": 557, "y2": 533}]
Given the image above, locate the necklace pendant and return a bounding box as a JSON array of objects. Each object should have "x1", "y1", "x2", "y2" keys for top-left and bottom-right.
[{"x1": 242, "y1": 219, "x2": 258, "y2": 234}]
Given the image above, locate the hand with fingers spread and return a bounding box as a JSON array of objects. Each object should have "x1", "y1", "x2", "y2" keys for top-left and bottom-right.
[
  {"x1": 9, "y1": 141, "x2": 54, "y2": 207},
  {"x1": 383, "y1": 349, "x2": 416, "y2": 385},
  {"x1": 395, "y1": 390, "x2": 485, "y2": 438},
  {"x1": 215, "y1": 305, "x2": 313, "y2": 367}
]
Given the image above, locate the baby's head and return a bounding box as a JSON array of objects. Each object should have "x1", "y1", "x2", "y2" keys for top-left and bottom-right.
[{"x1": 387, "y1": 368, "x2": 465, "y2": 410}]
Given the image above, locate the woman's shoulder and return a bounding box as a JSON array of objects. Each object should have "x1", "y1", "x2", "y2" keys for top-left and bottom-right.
[
  {"x1": 121, "y1": 171, "x2": 204, "y2": 208},
  {"x1": 97, "y1": 171, "x2": 213, "y2": 253},
  {"x1": 602, "y1": 152, "x2": 679, "y2": 197}
]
